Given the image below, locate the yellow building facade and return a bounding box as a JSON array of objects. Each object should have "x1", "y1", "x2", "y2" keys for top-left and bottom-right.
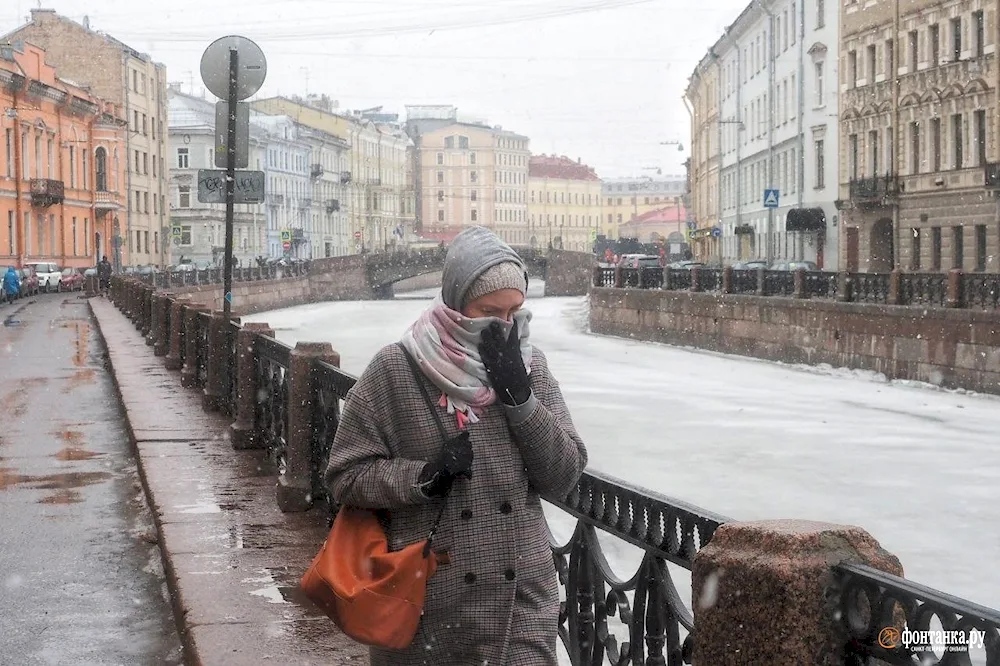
[
  {"x1": 528, "y1": 155, "x2": 603, "y2": 251},
  {"x1": 600, "y1": 176, "x2": 687, "y2": 239},
  {"x1": 684, "y1": 51, "x2": 721, "y2": 262}
]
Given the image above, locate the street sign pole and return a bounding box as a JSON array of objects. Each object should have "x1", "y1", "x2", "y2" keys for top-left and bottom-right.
[{"x1": 222, "y1": 47, "x2": 238, "y2": 321}]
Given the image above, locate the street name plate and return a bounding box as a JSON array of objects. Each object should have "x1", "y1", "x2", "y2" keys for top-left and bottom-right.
[{"x1": 197, "y1": 169, "x2": 265, "y2": 204}]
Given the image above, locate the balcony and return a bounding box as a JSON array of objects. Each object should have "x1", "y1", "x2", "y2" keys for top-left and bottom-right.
[
  {"x1": 310, "y1": 163, "x2": 324, "y2": 179},
  {"x1": 985, "y1": 162, "x2": 1000, "y2": 189},
  {"x1": 291, "y1": 228, "x2": 306, "y2": 242},
  {"x1": 299, "y1": 198, "x2": 313, "y2": 208},
  {"x1": 30, "y1": 179, "x2": 64, "y2": 207},
  {"x1": 848, "y1": 175, "x2": 899, "y2": 206},
  {"x1": 94, "y1": 190, "x2": 122, "y2": 212},
  {"x1": 325, "y1": 199, "x2": 341, "y2": 213},
  {"x1": 270, "y1": 194, "x2": 285, "y2": 205},
  {"x1": 340, "y1": 171, "x2": 352, "y2": 185}
]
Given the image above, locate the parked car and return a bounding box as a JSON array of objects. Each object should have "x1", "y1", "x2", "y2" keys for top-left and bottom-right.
[
  {"x1": 618, "y1": 254, "x2": 661, "y2": 269},
  {"x1": 770, "y1": 260, "x2": 819, "y2": 272},
  {"x1": 731, "y1": 260, "x2": 769, "y2": 270},
  {"x1": 668, "y1": 260, "x2": 705, "y2": 270},
  {"x1": 18, "y1": 268, "x2": 40, "y2": 298},
  {"x1": 26, "y1": 262, "x2": 62, "y2": 292},
  {"x1": 59, "y1": 268, "x2": 85, "y2": 292}
]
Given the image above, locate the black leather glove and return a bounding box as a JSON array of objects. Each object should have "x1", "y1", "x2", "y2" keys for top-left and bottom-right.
[
  {"x1": 479, "y1": 319, "x2": 531, "y2": 407},
  {"x1": 417, "y1": 431, "x2": 473, "y2": 498}
]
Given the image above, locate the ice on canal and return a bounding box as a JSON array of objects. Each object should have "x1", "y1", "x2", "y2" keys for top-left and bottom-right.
[{"x1": 245, "y1": 282, "x2": 1000, "y2": 637}]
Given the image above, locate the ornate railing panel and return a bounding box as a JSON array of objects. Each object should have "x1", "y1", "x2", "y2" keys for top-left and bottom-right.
[
  {"x1": 851, "y1": 273, "x2": 890, "y2": 304},
  {"x1": 596, "y1": 268, "x2": 616, "y2": 288},
  {"x1": 700, "y1": 268, "x2": 724, "y2": 293},
  {"x1": 804, "y1": 271, "x2": 839, "y2": 299},
  {"x1": 837, "y1": 562, "x2": 1000, "y2": 666},
  {"x1": 254, "y1": 335, "x2": 292, "y2": 475},
  {"x1": 224, "y1": 320, "x2": 239, "y2": 417},
  {"x1": 312, "y1": 361, "x2": 358, "y2": 510},
  {"x1": 640, "y1": 267, "x2": 664, "y2": 289},
  {"x1": 543, "y1": 470, "x2": 731, "y2": 666},
  {"x1": 621, "y1": 268, "x2": 641, "y2": 289},
  {"x1": 763, "y1": 269, "x2": 795, "y2": 297},
  {"x1": 731, "y1": 269, "x2": 758, "y2": 295},
  {"x1": 195, "y1": 312, "x2": 211, "y2": 388},
  {"x1": 963, "y1": 274, "x2": 1000, "y2": 310},
  {"x1": 667, "y1": 269, "x2": 692, "y2": 291},
  {"x1": 901, "y1": 273, "x2": 948, "y2": 308}
]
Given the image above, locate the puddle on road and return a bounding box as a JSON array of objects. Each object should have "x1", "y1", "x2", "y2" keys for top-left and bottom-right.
[
  {"x1": 59, "y1": 321, "x2": 91, "y2": 367},
  {"x1": 63, "y1": 369, "x2": 96, "y2": 393},
  {"x1": 0, "y1": 466, "x2": 112, "y2": 504},
  {"x1": 51, "y1": 429, "x2": 104, "y2": 461},
  {"x1": 245, "y1": 567, "x2": 307, "y2": 606},
  {"x1": 1, "y1": 378, "x2": 48, "y2": 418}
]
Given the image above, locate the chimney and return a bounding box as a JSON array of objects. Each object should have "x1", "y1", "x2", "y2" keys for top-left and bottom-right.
[
  {"x1": 83, "y1": 15, "x2": 90, "y2": 30},
  {"x1": 577, "y1": 157, "x2": 581, "y2": 164}
]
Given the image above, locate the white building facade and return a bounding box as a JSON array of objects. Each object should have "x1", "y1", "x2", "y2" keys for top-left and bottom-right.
[
  {"x1": 167, "y1": 90, "x2": 269, "y2": 267},
  {"x1": 256, "y1": 116, "x2": 314, "y2": 259},
  {"x1": 303, "y1": 128, "x2": 352, "y2": 258},
  {"x1": 715, "y1": 0, "x2": 840, "y2": 269}
]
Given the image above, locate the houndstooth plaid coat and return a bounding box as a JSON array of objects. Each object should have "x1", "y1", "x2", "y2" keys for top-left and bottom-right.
[{"x1": 324, "y1": 342, "x2": 588, "y2": 666}]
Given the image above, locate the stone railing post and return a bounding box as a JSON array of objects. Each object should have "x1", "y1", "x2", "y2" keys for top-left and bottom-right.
[
  {"x1": 614, "y1": 266, "x2": 623, "y2": 288},
  {"x1": 165, "y1": 296, "x2": 188, "y2": 369},
  {"x1": 793, "y1": 267, "x2": 807, "y2": 299},
  {"x1": 755, "y1": 266, "x2": 767, "y2": 296},
  {"x1": 276, "y1": 342, "x2": 339, "y2": 513},
  {"x1": 946, "y1": 268, "x2": 964, "y2": 308},
  {"x1": 153, "y1": 292, "x2": 174, "y2": 356},
  {"x1": 230, "y1": 323, "x2": 275, "y2": 450},
  {"x1": 202, "y1": 311, "x2": 227, "y2": 412},
  {"x1": 691, "y1": 266, "x2": 703, "y2": 292},
  {"x1": 887, "y1": 268, "x2": 903, "y2": 306},
  {"x1": 84, "y1": 274, "x2": 98, "y2": 297},
  {"x1": 146, "y1": 292, "x2": 162, "y2": 346},
  {"x1": 592, "y1": 266, "x2": 602, "y2": 288},
  {"x1": 722, "y1": 265, "x2": 734, "y2": 294},
  {"x1": 663, "y1": 267, "x2": 673, "y2": 290},
  {"x1": 139, "y1": 287, "x2": 153, "y2": 335},
  {"x1": 692, "y1": 520, "x2": 904, "y2": 665},
  {"x1": 181, "y1": 304, "x2": 210, "y2": 388},
  {"x1": 127, "y1": 282, "x2": 139, "y2": 323},
  {"x1": 837, "y1": 271, "x2": 853, "y2": 302}
]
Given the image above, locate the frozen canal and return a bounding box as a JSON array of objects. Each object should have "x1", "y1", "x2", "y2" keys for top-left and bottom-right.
[{"x1": 246, "y1": 282, "x2": 1000, "y2": 628}]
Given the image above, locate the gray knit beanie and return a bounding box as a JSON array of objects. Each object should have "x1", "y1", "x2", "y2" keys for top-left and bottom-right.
[{"x1": 462, "y1": 261, "x2": 527, "y2": 308}]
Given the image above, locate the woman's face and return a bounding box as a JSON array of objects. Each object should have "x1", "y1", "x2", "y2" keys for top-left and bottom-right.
[{"x1": 461, "y1": 288, "x2": 525, "y2": 322}]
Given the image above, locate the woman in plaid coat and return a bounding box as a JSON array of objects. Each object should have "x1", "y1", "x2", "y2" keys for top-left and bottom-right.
[{"x1": 325, "y1": 226, "x2": 588, "y2": 666}]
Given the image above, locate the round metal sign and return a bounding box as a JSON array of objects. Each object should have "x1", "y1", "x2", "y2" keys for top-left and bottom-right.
[{"x1": 200, "y1": 35, "x2": 267, "y2": 101}]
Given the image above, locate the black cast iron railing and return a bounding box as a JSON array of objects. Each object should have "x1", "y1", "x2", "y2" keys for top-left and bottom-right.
[
  {"x1": 964, "y1": 274, "x2": 1000, "y2": 310},
  {"x1": 804, "y1": 270, "x2": 839, "y2": 299},
  {"x1": 255, "y1": 334, "x2": 292, "y2": 475},
  {"x1": 667, "y1": 269, "x2": 692, "y2": 291},
  {"x1": 700, "y1": 268, "x2": 724, "y2": 293},
  {"x1": 763, "y1": 269, "x2": 795, "y2": 297},
  {"x1": 196, "y1": 311, "x2": 211, "y2": 388},
  {"x1": 731, "y1": 269, "x2": 758, "y2": 295},
  {"x1": 225, "y1": 320, "x2": 240, "y2": 417},
  {"x1": 850, "y1": 273, "x2": 891, "y2": 304},
  {"x1": 838, "y1": 562, "x2": 1000, "y2": 666},
  {"x1": 900, "y1": 273, "x2": 949, "y2": 308}
]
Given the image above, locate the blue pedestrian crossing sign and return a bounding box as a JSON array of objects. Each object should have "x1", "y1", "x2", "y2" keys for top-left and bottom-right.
[
  {"x1": 763, "y1": 189, "x2": 780, "y2": 208},
  {"x1": 224, "y1": 291, "x2": 233, "y2": 304}
]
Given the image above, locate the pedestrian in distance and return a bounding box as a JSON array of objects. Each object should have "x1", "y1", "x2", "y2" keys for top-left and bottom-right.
[
  {"x1": 324, "y1": 226, "x2": 588, "y2": 666},
  {"x1": 3, "y1": 266, "x2": 20, "y2": 305},
  {"x1": 98, "y1": 256, "x2": 112, "y2": 297}
]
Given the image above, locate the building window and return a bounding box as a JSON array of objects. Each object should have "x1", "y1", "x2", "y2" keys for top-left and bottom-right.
[
  {"x1": 459, "y1": 136, "x2": 469, "y2": 149},
  {"x1": 975, "y1": 224, "x2": 987, "y2": 270},
  {"x1": 885, "y1": 39, "x2": 894, "y2": 78},
  {"x1": 4, "y1": 129, "x2": 12, "y2": 177},
  {"x1": 848, "y1": 50, "x2": 858, "y2": 87},
  {"x1": 930, "y1": 118, "x2": 942, "y2": 171},
  {"x1": 909, "y1": 31, "x2": 918, "y2": 71},
  {"x1": 436, "y1": 171, "x2": 444, "y2": 183},
  {"x1": 95, "y1": 147, "x2": 108, "y2": 191},
  {"x1": 869, "y1": 130, "x2": 880, "y2": 175},
  {"x1": 436, "y1": 153, "x2": 443, "y2": 165},
  {"x1": 952, "y1": 226, "x2": 964, "y2": 268},
  {"x1": 952, "y1": 114, "x2": 963, "y2": 169},
  {"x1": 7, "y1": 210, "x2": 14, "y2": 255},
  {"x1": 910, "y1": 122, "x2": 920, "y2": 174},
  {"x1": 975, "y1": 110, "x2": 986, "y2": 166},
  {"x1": 84, "y1": 219, "x2": 90, "y2": 257},
  {"x1": 72, "y1": 217, "x2": 78, "y2": 256},
  {"x1": 178, "y1": 185, "x2": 191, "y2": 208},
  {"x1": 815, "y1": 62, "x2": 824, "y2": 105},
  {"x1": 437, "y1": 210, "x2": 444, "y2": 222},
  {"x1": 471, "y1": 209, "x2": 478, "y2": 222},
  {"x1": 974, "y1": 11, "x2": 985, "y2": 58},
  {"x1": 849, "y1": 134, "x2": 859, "y2": 179},
  {"x1": 866, "y1": 45, "x2": 876, "y2": 83},
  {"x1": 911, "y1": 228, "x2": 921, "y2": 270},
  {"x1": 932, "y1": 227, "x2": 942, "y2": 270},
  {"x1": 180, "y1": 226, "x2": 192, "y2": 246},
  {"x1": 815, "y1": 140, "x2": 825, "y2": 188},
  {"x1": 930, "y1": 24, "x2": 940, "y2": 67},
  {"x1": 816, "y1": 0, "x2": 824, "y2": 28},
  {"x1": 177, "y1": 147, "x2": 189, "y2": 169},
  {"x1": 951, "y1": 18, "x2": 962, "y2": 61},
  {"x1": 471, "y1": 190, "x2": 477, "y2": 201},
  {"x1": 470, "y1": 171, "x2": 478, "y2": 183},
  {"x1": 470, "y1": 152, "x2": 476, "y2": 165},
  {"x1": 437, "y1": 190, "x2": 444, "y2": 202},
  {"x1": 69, "y1": 146, "x2": 76, "y2": 189}
]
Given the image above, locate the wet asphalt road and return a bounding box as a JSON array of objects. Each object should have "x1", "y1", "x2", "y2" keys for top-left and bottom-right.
[{"x1": 0, "y1": 294, "x2": 183, "y2": 665}]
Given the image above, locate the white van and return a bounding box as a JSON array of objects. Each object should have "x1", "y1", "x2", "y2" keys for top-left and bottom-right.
[{"x1": 26, "y1": 262, "x2": 62, "y2": 292}]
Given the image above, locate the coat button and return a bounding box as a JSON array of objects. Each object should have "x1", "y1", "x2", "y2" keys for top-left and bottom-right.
[
  {"x1": 500, "y1": 501, "x2": 512, "y2": 514},
  {"x1": 464, "y1": 572, "x2": 476, "y2": 585},
  {"x1": 504, "y1": 569, "x2": 515, "y2": 581},
  {"x1": 461, "y1": 509, "x2": 473, "y2": 520}
]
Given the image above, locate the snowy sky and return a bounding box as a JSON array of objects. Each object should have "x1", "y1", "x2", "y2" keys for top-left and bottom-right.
[{"x1": 2, "y1": 0, "x2": 748, "y2": 178}]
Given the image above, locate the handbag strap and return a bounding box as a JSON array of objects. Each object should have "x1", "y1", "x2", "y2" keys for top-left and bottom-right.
[{"x1": 395, "y1": 343, "x2": 455, "y2": 557}]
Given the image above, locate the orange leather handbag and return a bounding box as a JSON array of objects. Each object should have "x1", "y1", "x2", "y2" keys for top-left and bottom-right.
[{"x1": 300, "y1": 344, "x2": 452, "y2": 650}]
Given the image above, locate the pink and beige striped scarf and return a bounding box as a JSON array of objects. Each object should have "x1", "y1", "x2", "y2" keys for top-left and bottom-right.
[{"x1": 400, "y1": 295, "x2": 532, "y2": 429}]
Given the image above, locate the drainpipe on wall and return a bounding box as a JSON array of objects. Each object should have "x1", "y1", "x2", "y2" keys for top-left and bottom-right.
[
  {"x1": 798, "y1": 0, "x2": 806, "y2": 262},
  {"x1": 713, "y1": 48, "x2": 723, "y2": 266},
  {"x1": 755, "y1": 0, "x2": 777, "y2": 264},
  {"x1": 892, "y1": 0, "x2": 901, "y2": 270},
  {"x1": 122, "y1": 50, "x2": 131, "y2": 271},
  {"x1": 12, "y1": 89, "x2": 24, "y2": 264},
  {"x1": 733, "y1": 31, "x2": 743, "y2": 260}
]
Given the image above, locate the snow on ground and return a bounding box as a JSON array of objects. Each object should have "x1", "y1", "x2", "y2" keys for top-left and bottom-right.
[{"x1": 245, "y1": 282, "x2": 1000, "y2": 629}]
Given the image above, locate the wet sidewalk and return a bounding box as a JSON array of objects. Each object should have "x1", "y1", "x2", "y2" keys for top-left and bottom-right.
[
  {"x1": 89, "y1": 296, "x2": 368, "y2": 665},
  {"x1": 0, "y1": 293, "x2": 183, "y2": 665}
]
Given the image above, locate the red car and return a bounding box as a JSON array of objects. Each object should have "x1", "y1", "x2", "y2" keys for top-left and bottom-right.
[{"x1": 59, "y1": 268, "x2": 85, "y2": 292}]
